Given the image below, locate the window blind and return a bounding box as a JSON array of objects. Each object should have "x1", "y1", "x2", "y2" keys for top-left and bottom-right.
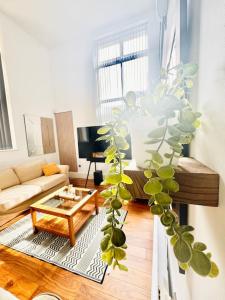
[{"x1": 0, "y1": 55, "x2": 12, "y2": 150}]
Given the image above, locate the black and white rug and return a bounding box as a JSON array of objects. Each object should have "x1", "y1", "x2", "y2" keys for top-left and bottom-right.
[{"x1": 0, "y1": 208, "x2": 127, "y2": 283}]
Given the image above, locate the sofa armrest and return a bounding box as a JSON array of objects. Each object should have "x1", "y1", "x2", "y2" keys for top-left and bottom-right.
[{"x1": 58, "y1": 165, "x2": 69, "y2": 175}]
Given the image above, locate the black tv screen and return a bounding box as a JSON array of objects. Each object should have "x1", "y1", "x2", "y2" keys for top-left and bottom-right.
[{"x1": 77, "y1": 126, "x2": 132, "y2": 160}]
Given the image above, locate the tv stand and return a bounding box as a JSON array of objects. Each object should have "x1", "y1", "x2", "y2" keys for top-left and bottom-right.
[{"x1": 85, "y1": 157, "x2": 105, "y2": 188}]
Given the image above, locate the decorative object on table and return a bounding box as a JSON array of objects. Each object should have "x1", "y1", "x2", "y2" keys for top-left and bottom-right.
[
  {"x1": 0, "y1": 208, "x2": 127, "y2": 283},
  {"x1": 58, "y1": 185, "x2": 81, "y2": 201}
]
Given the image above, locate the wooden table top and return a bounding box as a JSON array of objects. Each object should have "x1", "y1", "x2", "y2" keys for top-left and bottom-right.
[{"x1": 30, "y1": 186, "x2": 98, "y2": 217}]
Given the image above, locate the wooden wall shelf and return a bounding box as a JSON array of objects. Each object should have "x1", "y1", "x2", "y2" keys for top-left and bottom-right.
[{"x1": 124, "y1": 157, "x2": 219, "y2": 207}]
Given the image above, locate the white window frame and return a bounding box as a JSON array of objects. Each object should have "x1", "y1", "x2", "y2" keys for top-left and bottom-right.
[{"x1": 95, "y1": 22, "x2": 150, "y2": 123}]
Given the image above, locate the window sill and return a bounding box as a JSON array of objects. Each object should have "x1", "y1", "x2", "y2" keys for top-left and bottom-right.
[{"x1": 0, "y1": 147, "x2": 18, "y2": 152}]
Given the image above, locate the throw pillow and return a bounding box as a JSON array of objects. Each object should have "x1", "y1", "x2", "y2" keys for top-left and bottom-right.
[{"x1": 42, "y1": 163, "x2": 60, "y2": 176}]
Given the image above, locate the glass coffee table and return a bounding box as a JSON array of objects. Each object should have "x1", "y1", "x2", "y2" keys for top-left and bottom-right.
[{"x1": 30, "y1": 186, "x2": 98, "y2": 246}]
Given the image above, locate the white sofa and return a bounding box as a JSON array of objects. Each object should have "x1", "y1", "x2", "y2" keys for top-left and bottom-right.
[{"x1": 0, "y1": 159, "x2": 69, "y2": 224}]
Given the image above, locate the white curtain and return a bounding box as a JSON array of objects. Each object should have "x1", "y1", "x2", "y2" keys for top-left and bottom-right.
[
  {"x1": 0, "y1": 55, "x2": 12, "y2": 150},
  {"x1": 95, "y1": 22, "x2": 150, "y2": 124}
]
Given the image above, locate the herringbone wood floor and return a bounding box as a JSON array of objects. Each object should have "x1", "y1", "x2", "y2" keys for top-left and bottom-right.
[{"x1": 0, "y1": 180, "x2": 153, "y2": 300}]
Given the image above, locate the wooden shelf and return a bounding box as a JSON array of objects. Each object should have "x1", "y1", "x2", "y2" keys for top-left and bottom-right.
[
  {"x1": 174, "y1": 158, "x2": 219, "y2": 207},
  {"x1": 124, "y1": 158, "x2": 219, "y2": 207}
]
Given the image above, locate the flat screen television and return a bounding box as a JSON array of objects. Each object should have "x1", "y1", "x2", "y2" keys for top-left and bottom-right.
[{"x1": 77, "y1": 126, "x2": 132, "y2": 160}]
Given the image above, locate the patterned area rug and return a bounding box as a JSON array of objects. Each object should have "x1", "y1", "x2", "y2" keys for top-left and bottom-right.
[{"x1": 0, "y1": 208, "x2": 127, "y2": 283}]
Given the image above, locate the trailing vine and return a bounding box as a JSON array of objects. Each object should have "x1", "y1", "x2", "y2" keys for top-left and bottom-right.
[{"x1": 97, "y1": 63, "x2": 219, "y2": 277}]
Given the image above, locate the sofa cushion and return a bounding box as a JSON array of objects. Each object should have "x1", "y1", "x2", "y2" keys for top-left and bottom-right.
[
  {"x1": 22, "y1": 174, "x2": 67, "y2": 192},
  {"x1": 0, "y1": 168, "x2": 20, "y2": 190},
  {"x1": 14, "y1": 159, "x2": 46, "y2": 183},
  {"x1": 0, "y1": 185, "x2": 42, "y2": 212}
]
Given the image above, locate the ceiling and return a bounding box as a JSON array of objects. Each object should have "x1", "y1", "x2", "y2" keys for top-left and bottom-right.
[{"x1": 0, "y1": 0, "x2": 154, "y2": 48}]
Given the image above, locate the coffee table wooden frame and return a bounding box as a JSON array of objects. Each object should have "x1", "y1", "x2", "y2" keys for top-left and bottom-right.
[{"x1": 30, "y1": 187, "x2": 98, "y2": 246}]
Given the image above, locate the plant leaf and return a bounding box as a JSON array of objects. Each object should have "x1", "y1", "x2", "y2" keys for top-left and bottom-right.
[
  {"x1": 144, "y1": 179, "x2": 163, "y2": 195},
  {"x1": 148, "y1": 127, "x2": 165, "y2": 139},
  {"x1": 119, "y1": 187, "x2": 132, "y2": 200},
  {"x1": 152, "y1": 151, "x2": 163, "y2": 164},
  {"x1": 144, "y1": 169, "x2": 152, "y2": 178},
  {"x1": 111, "y1": 199, "x2": 122, "y2": 210},
  {"x1": 179, "y1": 262, "x2": 189, "y2": 271},
  {"x1": 118, "y1": 263, "x2": 128, "y2": 272},
  {"x1": 208, "y1": 262, "x2": 219, "y2": 278},
  {"x1": 166, "y1": 226, "x2": 174, "y2": 236},
  {"x1": 170, "y1": 235, "x2": 178, "y2": 246},
  {"x1": 163, "y1": 179, "x2": 179, "y2": 192},
  {"x1": 176, "y1": 225, "x2": 194, "y2": 234},
  {"x1": 182, "y1": 232, "x2": 194, "y2": 245},
  {"x1": 174, "y1": 238, "x2": 192, "y2": 263},
  {"x1": 97, "y1": 126, "x2": 111, "y2": 135},
  {"x1": 100, "y1": 190, "x2": 112, "y2": 198},
  {"x1": 145, "y1": 139, "x2": 161, "y2": 144},
  {"x1": 161, "y1": 212, "x2": 174, "y2": 226},
  {"x1": 157, "y1": 165, "x2": 175, "y2": 179},
  {"x1": 183, "y1": 63, "x2": 198, "y2": 77},
  {"x1": 114, "y1": 248, "x2": 126, "y2": 261},
  {"x1": 155, "y1": 192, "x2": 172, "y2": 205},
  {"x1": 101, "y1": 234, "x2": 110, "y2": 251},
  {"x1": 150, "y1": 205, "x2": 163, "y2": 215},
  {"x1": 193, "y1": 242, "x2": 207, "y2": 251},
  {"x1": 96, "y1": 135, "x2": 110, "y2": 141},
  {"x1": 190, "y1": 250, "x2": 211, "y2": 276},
  {"x1": 105, "y1": 174, "x2": 122, "y2": 184},
  {"x1": 112, "y1": 228, "x2": 126, "y2": 247},
  {"x1": 105, "y1": 155, "x2": 114, "y2": 164},
  {"x1": 104, "y1": 145, "x2": 117, "y2": 157},
  {"x1": 126, "y1": 91, "x2": 136, "y2": 106},
  {"x1": 121, "y1": 174, "x2": 133, "y2": 184},
  {"x1": 101, "y1": 249, "x2": 113, "y2": 265}
]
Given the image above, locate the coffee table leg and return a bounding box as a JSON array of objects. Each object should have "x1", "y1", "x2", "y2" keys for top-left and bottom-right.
[
  {"x1": 95, "y1": 193, "x2": 99, "y2": 215},
  {"x1": 68, "y1": 217, "x2": 75, "y2": 246},
  {"x1": 30, "y1": 208, "x2": 38, "y2": 233}
]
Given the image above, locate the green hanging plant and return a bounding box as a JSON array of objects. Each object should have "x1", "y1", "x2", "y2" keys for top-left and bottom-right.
[{"x1": 97, "y1": 63, "x2": 219, "y2": 278}]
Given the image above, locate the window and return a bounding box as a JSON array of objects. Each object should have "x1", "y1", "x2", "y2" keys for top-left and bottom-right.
[
  {"x1": 0, "y1": 54, "x2": 13, "y2": 150},
  {"x1": 95, "y1": 23, "x2": 149, "y2": 123}
]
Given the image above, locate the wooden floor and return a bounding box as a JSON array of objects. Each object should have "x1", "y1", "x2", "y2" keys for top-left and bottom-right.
[{"x1": 0, "y1": 181, "x2": 153, "y2": 300}]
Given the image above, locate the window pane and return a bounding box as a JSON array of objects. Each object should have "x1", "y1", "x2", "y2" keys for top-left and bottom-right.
[
  {"x1": 123, "y1": 56, "x2": 148, "y2": 95},
  {"x1": 98, "y1": 64, "x2": 122, "y2": 101},
  {"x1": 98, "y1": 43, "x2": 120, "y2": 63},
  {"x1": 123, "y1": 34, "x2": 148, "y2": 55}
]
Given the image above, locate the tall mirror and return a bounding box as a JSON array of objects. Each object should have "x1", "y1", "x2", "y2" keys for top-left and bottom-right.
[{"x1": 24, "y1": 114, "x2": 56, "y2": 156}]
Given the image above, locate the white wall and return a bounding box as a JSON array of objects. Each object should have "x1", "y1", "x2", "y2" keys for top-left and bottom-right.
[
  {"x1": 50, "y1": 37, "x2": 98, "y2": 178},
  {"x1": 188, "y1": 0, "x2": 225, "y2": 299},
  {"x1": 0, "y1": 12, "x2": 58, "y2": 169},
  {"x1": 49, "y1": 13, "x2": 160, "y2": 178}
]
